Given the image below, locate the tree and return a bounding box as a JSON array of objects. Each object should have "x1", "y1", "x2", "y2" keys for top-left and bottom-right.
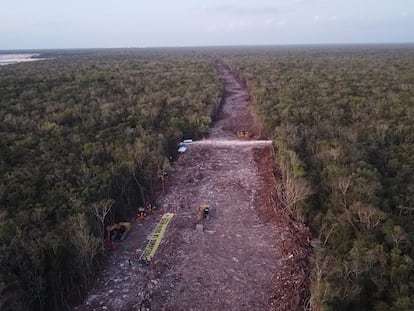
[
  {"x1": 92, "y1": 199, "x2": 114, "y2": 250},
  {"x1": 276, "y1": 150, "x2": 314, "y2": 221},
  {"x1": 344, "y1": 202, "x2": 386, "y2": 231},
  {"x1": 66, "y1": 213, "x2": 100, "y2": 276},
  {"x1": 338, "y1": 175, "x2": 353, "y2": 209}
]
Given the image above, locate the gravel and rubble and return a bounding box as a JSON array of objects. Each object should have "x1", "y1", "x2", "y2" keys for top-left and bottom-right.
[{"x1": 75, "y1": 61, "x2": 309, "y2": 311}]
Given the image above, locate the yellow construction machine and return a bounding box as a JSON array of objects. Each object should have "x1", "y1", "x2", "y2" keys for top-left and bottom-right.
[
  {"x1": 106, "y1": 222, "x2": 131, "y2": 241},
  {"x1": 236, "y1": 130, "x2": 252, "y2": 139}
]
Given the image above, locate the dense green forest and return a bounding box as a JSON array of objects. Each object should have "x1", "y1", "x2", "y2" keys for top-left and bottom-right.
[
  {"x1": 225, "y1": 45, "x2": 414, "y2": 310},
  {"x1": 2, "y1": 46, "x2": 413, "y2": 311},
  {"x1": 0, "y1": 50, "x2": 222, "y2": 310}
]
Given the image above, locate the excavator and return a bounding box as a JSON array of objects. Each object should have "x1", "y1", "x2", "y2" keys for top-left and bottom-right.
[
  {"x1": 105, "y1": 222, "x2": 131, "y2": 241},
  {"x1": 236, "y1": 130, "x2": 252, "y2": 139}
]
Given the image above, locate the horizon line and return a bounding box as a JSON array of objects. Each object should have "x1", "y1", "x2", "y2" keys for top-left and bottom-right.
[{"x1": 1, "y1": 41, "x2": 414, "y2": 52}]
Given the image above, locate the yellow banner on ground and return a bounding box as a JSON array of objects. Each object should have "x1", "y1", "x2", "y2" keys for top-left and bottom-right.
[{"x1": 139, "y1": 213, "x2": 174, "y2": 262}]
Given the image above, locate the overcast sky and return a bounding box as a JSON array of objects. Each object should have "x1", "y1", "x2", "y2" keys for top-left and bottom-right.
[{"x1": 1, "y1": 0, "x2": 413, "y2": 49}]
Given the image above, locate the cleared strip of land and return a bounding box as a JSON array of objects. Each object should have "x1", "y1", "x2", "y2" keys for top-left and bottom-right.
[{"x1": 76, "y1": 60, "x2": 309, "y2": 311}]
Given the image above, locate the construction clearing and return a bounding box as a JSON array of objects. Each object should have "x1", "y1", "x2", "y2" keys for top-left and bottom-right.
[{"x1": 75, "y1": 61, "x2": 309, "y2": 311}]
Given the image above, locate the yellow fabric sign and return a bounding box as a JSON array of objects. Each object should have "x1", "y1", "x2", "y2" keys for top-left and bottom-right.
[{"x1": 139, "y1": 213, "x2": 174, "y2": 262}]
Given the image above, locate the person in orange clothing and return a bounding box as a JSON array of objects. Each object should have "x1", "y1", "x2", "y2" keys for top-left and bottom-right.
[
  {"x1": 146, "y1": 203, "x2": 155, "y2": 215},
  {"x1": 137, "y1": 206, "x2": 146, "y2": 220}
]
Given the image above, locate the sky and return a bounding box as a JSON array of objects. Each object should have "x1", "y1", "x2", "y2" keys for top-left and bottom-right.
[{"x1": 0, "y1": 0, "x2": 413, "y2": 49}]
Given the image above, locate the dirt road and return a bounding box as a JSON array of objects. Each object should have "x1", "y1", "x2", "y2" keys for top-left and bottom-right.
[{"x1": 75, "y1": 61, "x2": 309, "y2": 311}]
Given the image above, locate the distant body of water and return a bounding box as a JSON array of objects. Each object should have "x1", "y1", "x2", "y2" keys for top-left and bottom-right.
[{"x1": 0, "y1": 54, "x2": 45, "y2": 66}]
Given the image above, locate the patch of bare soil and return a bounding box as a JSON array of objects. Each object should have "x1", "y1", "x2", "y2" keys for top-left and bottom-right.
[
  {"x1": 210, "y1": 62, "x2": 261, "y2": 139},
  {"x1": 75, "y1": 60, "x2": 309, "y2": 311}
]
